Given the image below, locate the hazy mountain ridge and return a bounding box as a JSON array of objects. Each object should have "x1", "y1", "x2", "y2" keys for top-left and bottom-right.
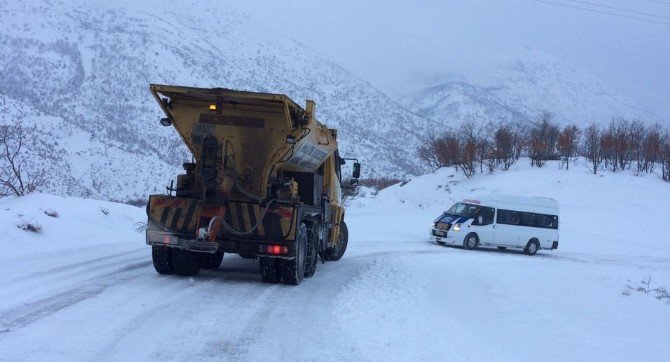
[{"x1": 403, "y1": 53, "x2": 660, "y2": 127}]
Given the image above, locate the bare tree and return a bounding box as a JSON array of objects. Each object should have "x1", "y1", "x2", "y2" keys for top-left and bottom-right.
[
  {"x1": 662, "y1": 130, "x2": 670, "y2": 182},
  {"x1": 418, "y1": 134, "x2": 448, "y2": 170},
  {"x1": 460, "y1": 138, "x2": 477, "y2": 178},
  {"x1": 417, "y1": 129, "x2": 477, "y2": 178},
  {"x1": 629, "y1": 120, "x2": 646, "y2": 174},
  {"x1": 474, "y1": 122, "x2": 493, "y2": 173},
  {"x1": 582, "y1": 124, "x2": 603, "y2": 175},
  {"x1": 528, "y1": 112, "x2": 560, "y2": 168},
  {"x1": 557, "y1": 125, "x2": 580, "y2": 170},
  {"x1": 640, "y1": 124, "x2": 662, "y2": 174},
  {"x1": 493, "y1": 124, "x2": 516, "y2": 170},
  {"x1": 418, "y1": 133, "x2": 460, "y2": 170},
  {"x1": 600, "y1": 129, "x2": 614, "y2": 171},
  {"x1": 459, "y1": 122, "x2": 479, "y2": 178},
  {"x1": 604, "y1": 118, "x2": 634, "y2": 172},
  {"x1": 0, "y1": 124, "x2": 46, "y2": 197}
]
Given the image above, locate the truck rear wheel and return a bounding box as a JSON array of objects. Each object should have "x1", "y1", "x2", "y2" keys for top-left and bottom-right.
[
  {"x1": 172, "y1": 248, "x2": 202, "y2": 276},
  {"x1": 325, "y1": 221, "x2": 348, "y2": 261},
  {"x1": 152, "y1": 246, "x2": 174, "y2": 275},
  {"x1": 304, "y1": 225, "x2": 318, "y2": 278},
  {"x1": 281, "y1": 223, "x2": 307, "y2": 285},
  {"x1": 259, "y1": 257, "x2": 281, "y2": 283},
  {"x1": 202, "y1": 251, "x2": 224, "y2": 270}
]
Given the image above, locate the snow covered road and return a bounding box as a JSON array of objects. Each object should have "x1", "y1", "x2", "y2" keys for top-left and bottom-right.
[
  {"x1": 1, "y1": 220, "x2": 668, "y2": 361},
  {"x1": 0, "y1": 228, "x2": 434, "y2": 361}
]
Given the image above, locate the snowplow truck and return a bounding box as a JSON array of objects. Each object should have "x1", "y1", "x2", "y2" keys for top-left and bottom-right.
[{"x1": 145, "y1": 84, "x2": 360, "y2": 285}]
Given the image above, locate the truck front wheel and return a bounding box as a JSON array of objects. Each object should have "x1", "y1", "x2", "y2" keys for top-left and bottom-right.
[
  {"x1": 152, "y1": 246, "x2": 174, "y2": 275},
  {"x1": 325, "y1": 221, "x2": 348, "y2": 261},
  {"x1": 304, "y1": 225, "x2": 318, "y2": 278}
]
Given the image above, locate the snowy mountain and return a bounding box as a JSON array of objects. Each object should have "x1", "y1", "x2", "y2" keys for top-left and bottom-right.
[
  {"x1": 0, "y1": 0, "x2": 431, "y2": 200},
  {"x1": 2, "y1": 1, "x2": 665, "y2": 202},
  {"x1": 403, "y1": 53, "x2": 660, "y2": 127}
]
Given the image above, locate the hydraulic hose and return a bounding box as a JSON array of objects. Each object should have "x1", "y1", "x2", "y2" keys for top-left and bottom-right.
[{"x1": 206, "y1": 198, "x2": 276, "y2": 237}]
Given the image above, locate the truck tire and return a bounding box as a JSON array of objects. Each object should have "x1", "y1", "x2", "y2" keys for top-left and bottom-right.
[
  {"x1": 325, "y1": 221, "x2": 348, "y2": 261},
  {"x1": 202, "y1": 251, "x2": 224, "y2": 270},
  {"x1": 463, "y1": 233, "x2": 479, "y2": 250},
  {"x1": 152, "y1": 246, "x2": 174, "y2": 275},
  {"x1": 304, "y1": 226, "x2": 318, "y2": 278},
  {"x1": 281, "y1": 223, "x2": 307, "y2": 285},
  {"x1": 259, "y1": 257, "x2": 281, "y2": 283},
  {"x1": 172, "y1": 248, "x2": 202, "y2": 276}
]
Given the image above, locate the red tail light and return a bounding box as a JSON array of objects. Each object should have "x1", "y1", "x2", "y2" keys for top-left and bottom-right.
[{"x1": 263, "y1": 245, "x2": 288, "y2": 255}]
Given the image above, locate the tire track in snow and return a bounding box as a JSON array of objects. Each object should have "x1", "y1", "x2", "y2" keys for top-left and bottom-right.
[
  {"x1": 223, "y1": 258, "x2": 380, "y2": 361},
  {"x1": 0, "y1": 260, "x2": 151, "y2": 334},
  {"x1": 92, "y1": 275, "x2": 253, "y2": 361},
  {"x1": 5, "y1": 247, "x2": 146, "y2": 284}
]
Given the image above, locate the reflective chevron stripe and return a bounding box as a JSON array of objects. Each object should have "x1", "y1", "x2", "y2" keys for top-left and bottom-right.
[{"x1": 148, "y1": 195, "x2": 296, "y2": 240}]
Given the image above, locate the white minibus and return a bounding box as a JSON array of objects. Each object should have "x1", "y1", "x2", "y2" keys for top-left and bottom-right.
[{"x1": 430, "y1": 195, "x2": 559, "y2": 255}]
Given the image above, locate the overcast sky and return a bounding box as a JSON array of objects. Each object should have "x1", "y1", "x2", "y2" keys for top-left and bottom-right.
[{"x1": 234, "y1": 0, "x2": 670, "y2": 119}]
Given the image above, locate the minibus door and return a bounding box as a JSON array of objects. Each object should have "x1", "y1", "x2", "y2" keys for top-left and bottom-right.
[{"x1": 471, "y1": 206, "x2": 496, "y2": 245}]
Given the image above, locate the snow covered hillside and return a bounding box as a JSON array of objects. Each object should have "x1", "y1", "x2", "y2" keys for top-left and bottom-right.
[
  {"x1": 0, "y1": 0, "x2": 430, "y2": 200},
  {"x1": 403, "y1": 52, "x2": 660, "y2": 127},
  {"x1": 1, "y1": 163, "x2": 668, "y2": 361},
  {"x1": 351, "y1": 158, "x2": 670, "y2": 257},
  {"x1": 2, "y1": 1, "x2": 665, "y2": 202}
]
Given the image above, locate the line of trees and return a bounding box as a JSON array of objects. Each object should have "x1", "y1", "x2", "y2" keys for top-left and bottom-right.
[{"x1": 418, "y1": 114, "x2": 670, "y2": 182}]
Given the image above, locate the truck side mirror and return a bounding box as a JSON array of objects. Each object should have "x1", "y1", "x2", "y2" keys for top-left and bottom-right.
[{"x1": 352, "y1": 162, "x2": 361, "y2": 179}]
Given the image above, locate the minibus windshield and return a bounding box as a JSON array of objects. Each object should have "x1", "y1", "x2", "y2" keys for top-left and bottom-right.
[{"x1": 446, "y1": 203, "x2": 480, "y2": 217}]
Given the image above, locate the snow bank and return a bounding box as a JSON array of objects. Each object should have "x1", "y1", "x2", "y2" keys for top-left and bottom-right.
[
  {"x1": 0, "y1": 193, "x2": 145, "y2": 260},
  {"x1": 337, "y1": 160, "x2": 670, "y2": 361}
]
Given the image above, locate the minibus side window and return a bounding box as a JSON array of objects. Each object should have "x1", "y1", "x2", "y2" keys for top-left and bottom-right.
[
  {"x1": 520, "y1": 212, "x2": 536, "y2": 227},
  {"x1": 474, "y1": 207, "x2": 495, "y2": 226},
  {"x1": 535, "y1": 214, "x2": 559, "y2": 229},
  {"x1": 497, "y1": 209, "x2": 520, "y2": 225}
]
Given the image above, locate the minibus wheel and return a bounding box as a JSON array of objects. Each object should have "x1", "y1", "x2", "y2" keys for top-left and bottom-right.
[
  {"x1": 524, "y1": 239, "x2": 539, "y2": 256},
  {"x1": 464, "y1": 233, "x2": 479, "y2": 250}
]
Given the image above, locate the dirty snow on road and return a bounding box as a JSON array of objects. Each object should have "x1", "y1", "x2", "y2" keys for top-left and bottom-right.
[{"x1": 1, "y1": 161, "x2": 669, "y2": 361}]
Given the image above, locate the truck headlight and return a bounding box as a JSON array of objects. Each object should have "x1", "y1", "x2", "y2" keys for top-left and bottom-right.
[{"x1": 452, "y1": 224, "x2": 461, "y2": 231}]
